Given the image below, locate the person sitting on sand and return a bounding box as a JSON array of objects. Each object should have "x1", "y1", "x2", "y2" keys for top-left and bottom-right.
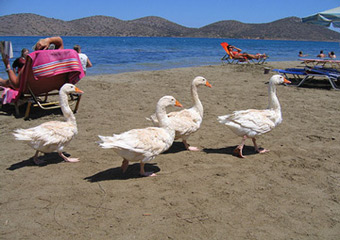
[
  {"x1": 316, "y1": 50, "x2": 326, "y2": 58},
  {"x1": 227, "y1": 45, "x2": 267, "y2": 60},
  {"x1": 0, "y1": 36, "x2": 64, "y2": 89},
  {"x1": 328, "y1": 51, "x2": 336, "y2": 59}
]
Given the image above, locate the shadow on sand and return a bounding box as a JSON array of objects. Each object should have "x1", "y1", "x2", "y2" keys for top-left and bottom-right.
[
  {"x1": 84, "y1": 163, "x2": 161, "y2": 182},
  {"x1": 7, "y1": 152, "x2": 70, "y2": 170},
  {"x1": 0, "y1": 102, "x2": 63, "y2": 120},
  {"x1": 202, "y1": 145, "x2": 258, "y2": 158},
  {"x1": 163, "y1": 141, "x2": 188, "y2": 154}
]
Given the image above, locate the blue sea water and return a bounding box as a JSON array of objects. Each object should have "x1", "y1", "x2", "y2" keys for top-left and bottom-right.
[{"x1": 1, "y1": 36, "x2": 339, "y2": 79}]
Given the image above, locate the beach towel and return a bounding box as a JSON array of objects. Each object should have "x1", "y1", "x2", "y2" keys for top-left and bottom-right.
[
  {"x1": 0, "y1": 49, "x2": 84, "y2": 104},
  {"x1": 28, "y1": 49, "x2": 84, "y2": 83},
  {"x1": 0, "y1": 87, "x2": 19, "y2": 104}
]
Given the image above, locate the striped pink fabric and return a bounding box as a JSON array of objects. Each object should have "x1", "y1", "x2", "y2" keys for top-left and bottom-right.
[
  {"x1": 0, "y1": 87, "x2": 19, "y2": 104},
  {"x1": 29, "y1": 49, "x2": 85, "y2": 83}
]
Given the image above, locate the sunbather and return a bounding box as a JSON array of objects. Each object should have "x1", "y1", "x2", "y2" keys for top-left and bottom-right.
[
  {"x1": 227, "y1": 45, "x2": 267, "y2": 60},
  {"x1": 0, "y1": 37, "x2": 64, "y2": 89},
  {"x1": 32, "y1": 36, "x2": 64, "y2": 51}
]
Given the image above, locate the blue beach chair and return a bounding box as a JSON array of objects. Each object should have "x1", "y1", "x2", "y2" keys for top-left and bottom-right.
[
  {"x1": 307, "y1": 67, "x2": 340, "y2": 90},
  {"x1": 272, "y1": 67, "x2": 340, "y2": 90}
]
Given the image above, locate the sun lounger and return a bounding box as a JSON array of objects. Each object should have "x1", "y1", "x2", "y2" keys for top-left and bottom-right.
[
  {"x1": 272, "y1": 66, "x2": 340, "y2": 90},
  {"x1": 220, "y1": 42, "x2": 267, "y2": 65},
  {"x1": 299, "y1": 58, "x2": 340, "y2": 69},
  {"x1": 272, "y1": 68, "x2": 307, "y2": 82},
  {"x1": 307, "y1": 67, "x2": 340, "y2": 90},
  {"x1": 220, "y1": 42, "x2": 248, "y2": 64},
  {"x1": 1, "y1": 49, "x2": 85, "y2": 119}
]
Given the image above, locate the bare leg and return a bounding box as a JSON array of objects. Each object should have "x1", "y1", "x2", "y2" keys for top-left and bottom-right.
[
  {"x1": 233, "y1": 135, "x2": 247, "y2": 158},
  {"x1": 139, "y1": 162, "x2": 156, "y2": 177},
  {"x1": 33, "y1": 150, "x2": 45, "y2": 165},
  {"x1": 252, "y1": 138, "x2": 269, "y2": 154},
  {"x1": 244, "y1": 53, "x2": 257, "y2": 59},
  {"x1": 234, "y1": 55, "x2": 250, "y2": 62},
  {"x1": 58, "y1": 152, "x2": 79, "y2": 162},
  {"x1": 121, "y1": 159, "x2": 129, "y2": 173},
  {"x1": 183, "y1": 140, "x2": 200, "y2": 152},
  {"x1": 255, "y1": 53, "x2": 267, "y2": 59}
]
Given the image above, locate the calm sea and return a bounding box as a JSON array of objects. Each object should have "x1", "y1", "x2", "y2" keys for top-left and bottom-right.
[{"x1": 1, "y1": 36, "x2": 339, "y2": 78}]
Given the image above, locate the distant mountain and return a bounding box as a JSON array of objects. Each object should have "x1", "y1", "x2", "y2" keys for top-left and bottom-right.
[
  {"x1": 1, "y1": 13, "x2": 339, "y2": 41},
  {"x1": 194, "y1": 17, "x2": 340, "y2": 41},
  {"x1": 128, "y1": 16, "x2": 194, "y2": 37},
  {"x1": 0, "y1": 13, "x2": 74, "y2": 36}
]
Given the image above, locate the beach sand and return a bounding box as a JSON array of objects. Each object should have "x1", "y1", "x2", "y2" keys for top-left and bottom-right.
[{"x1": 1, "y1": 61, "x2": 339, "y2": 239}]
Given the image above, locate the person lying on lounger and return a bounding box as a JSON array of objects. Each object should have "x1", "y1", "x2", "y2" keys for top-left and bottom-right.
[
  {"x1": 227, "y1": 45, "x2": 267, "y2": 60},
  {"x1": 0, "y1": 37, "x2": 64, "y2": 89}
]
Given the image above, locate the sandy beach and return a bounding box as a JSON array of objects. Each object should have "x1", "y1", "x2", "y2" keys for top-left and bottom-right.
[{"x1": 1, "y1": 61, "x2": 339, "y2": 239}]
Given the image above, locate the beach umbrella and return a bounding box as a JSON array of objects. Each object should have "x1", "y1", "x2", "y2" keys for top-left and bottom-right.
[{"x1": 302, "y1": 6, "x2": 340, "y2": 28}]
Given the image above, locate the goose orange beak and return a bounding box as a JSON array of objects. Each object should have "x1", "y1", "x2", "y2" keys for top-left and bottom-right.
[
  {"x1": 283, "y1": 78, "x2": 291, "y2": 84},
  {"x1": 206, "y1": 80, "x2": 212, "y2": 88},
  {"x1": 175, "y1": 100, "x2": 183, "y2": 108},
  {"x1": 75, "y1": 87, "x2": 84, "y2": 94}
]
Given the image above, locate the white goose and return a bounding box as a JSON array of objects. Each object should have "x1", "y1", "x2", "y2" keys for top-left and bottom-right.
[
  {"x1": 13, "y1": 83, "x2": 83, "y2": 165},
  {"x1": 148, "y1": 76, "x2": 212, "y2": 151},
  {"x1": 98, "y1": 96, "x2": 183, "y2": 177},
  {"x1": 217, "y1": 75, "x2": 290, "y2": 158}
]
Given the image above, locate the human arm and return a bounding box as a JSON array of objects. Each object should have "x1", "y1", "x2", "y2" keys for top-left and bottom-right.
[
  {"x1": 34, "y1": 36, "x2": 64, "y2": 50},
  {"x1": 0, "y1": 56, "x2": 20, "y2": 88},
  {"x1": 231, "y1": 46, "x2": 242, "y2": 53},
  {"x1": 227, "y1": 45, "x2": 243, "y2": 58},
  {"x1": 86, "y1": 57, "x2": 92, "y2": 68}
]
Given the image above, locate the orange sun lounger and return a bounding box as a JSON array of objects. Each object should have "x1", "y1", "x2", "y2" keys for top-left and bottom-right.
[{"x1": 220, "y1": 42, "x2": 267, "y2": 65}]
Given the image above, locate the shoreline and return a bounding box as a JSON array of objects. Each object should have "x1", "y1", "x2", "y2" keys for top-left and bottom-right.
[
  {"x1": 84, "y1": 60, "x2": 302, "y2": 79},
  {"x1": 1, "y1": 61, "x2": 339, "y2": 240}
]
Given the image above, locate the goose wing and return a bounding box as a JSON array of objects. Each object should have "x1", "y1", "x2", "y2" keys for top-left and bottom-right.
[
  {"x1": 168, "y1": 108, "x2": 202, "y2": 136},
  {"x1": 13, "y1": 121, "x2": 77, "y2": 151},
  {"x1": 98, "y1": 127, "x2": 174, "y2": 160},
  {"x1": 219, "y1": 109, "x2": 277, "y2": 137}
]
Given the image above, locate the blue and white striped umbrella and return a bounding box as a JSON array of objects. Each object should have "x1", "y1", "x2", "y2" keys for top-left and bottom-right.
[{"x1": 302, "y1": 6, "x2": 340, "y2": 28}]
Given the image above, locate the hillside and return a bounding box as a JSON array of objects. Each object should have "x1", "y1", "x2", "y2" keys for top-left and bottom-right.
[
  {"x1": 0, "y1": 13, "x2": 339, "y2": 41},
  {"x1": 194, "y1": 17, "x2": 340, "y2": 41}
]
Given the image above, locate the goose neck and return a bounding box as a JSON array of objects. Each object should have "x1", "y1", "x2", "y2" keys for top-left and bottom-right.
[
  {"x1": 191, "y1": 83, "x2": 203, "y2": 117},
  {"x1": 156, "y1": 104, "x2": 170, "y2": 128},
  {"x1": 268, "y1": 83, "x2": 280, "y2": 110},
  {"x1": 60, "y1": 91, "x2": 76, "y2": 125}
]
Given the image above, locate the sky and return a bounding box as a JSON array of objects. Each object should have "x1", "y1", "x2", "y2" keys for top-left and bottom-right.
[{"x1": 0, "y1": 0, "x2": 339, "y2": 28}]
